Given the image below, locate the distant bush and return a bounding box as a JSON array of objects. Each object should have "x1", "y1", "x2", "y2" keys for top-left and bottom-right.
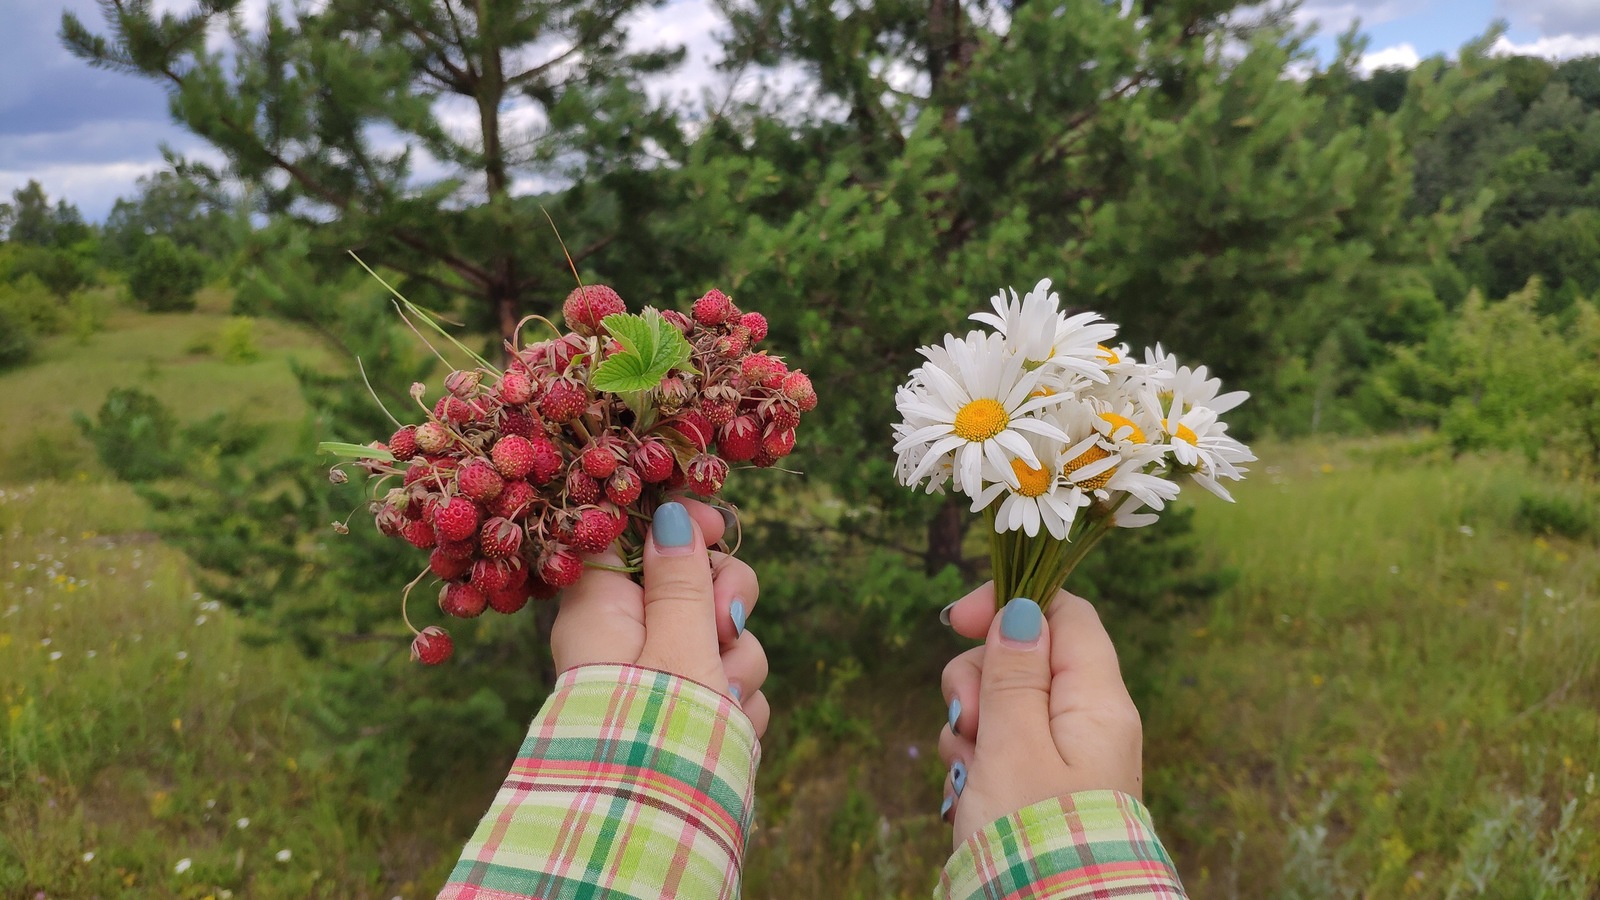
[
  {"x1": 75, "y1": 387, "x2": 185, "y2": 481},
  {"x1": 0, "y1": 243, "x2": 95, "y2": 298},
  {"x1": 1515, "y1": 491, "x2": 1594, "y2": 539},
  {"x1": 0, "y1": 274, "x2": 67, "y2": 336},
  {"x1": 127, "y1": 236, "x2": 206, "y2": 312},
  {"x1": 0, "y1": 303, "x2": 35, "y2": 369},
  {"x1": 219, "y1": 316, "x2": 260, "y2": 363}
]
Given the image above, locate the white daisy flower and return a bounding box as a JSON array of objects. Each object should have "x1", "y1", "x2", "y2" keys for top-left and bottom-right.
[
  {"x1": 970, "y1": 278, "x2": 1117, "y2": 382},
  {"x1": 969, "y1": 435, "x2": 1089, "y2": 540},
  {"x1": 174, "y1": 858, "x2": 192, "y2": 874},
  {"x1": 894, "y1": 331, "x2": 1067, "y2": 495},
  {"x1": 276, "y1": 849, "x2": 292, "y2": 863},
  {"x1": 1142, "y1": 391, "x2": 1255, "y2": 501},
  {"x1": 1143, "y1": 344, "x2": 1249, "y2": 415}
]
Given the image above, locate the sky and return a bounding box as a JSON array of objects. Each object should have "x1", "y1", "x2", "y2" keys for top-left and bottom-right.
[{"x1": 3, "y1": 0, "x2": 1598, "y2": 222}]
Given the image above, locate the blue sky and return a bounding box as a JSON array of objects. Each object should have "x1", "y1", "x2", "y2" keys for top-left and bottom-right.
[{"x1": 3, "y1": 0, "x2": 1598, "y2": 222}]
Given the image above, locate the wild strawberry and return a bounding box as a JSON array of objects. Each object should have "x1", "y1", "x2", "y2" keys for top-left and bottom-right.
[
  {"x1": 432, "y1": 497, "x2": 481, "y2": 543},
  {"x1": 606, "y1": 466, "x2": 642, "y2": 506},
  {"x1": 479, "y1": 517, "x2": 523, "y2": 559},
  {"x1": 657, "y1": 375, "x2": 692, "y2": 412},
  {"x1": 717, "y1": 415, "x2": 762, "y2": 462},
  {"x1": 457, "y1": 461, "x2": 504, "y2": 503},
  {"x1": 566, "y1": 469, "x2": 600, "y2": 505},
  {"x1": 401, "y1": 518, "x2": 436, "y2": 549},
  {"x1": 375, "y1": 503, "x2": 406, "y2": 537},
  {"x1": 563, "y1": 284, "x2": 626, "y2": 336},
  {"x1": 539, "y1": 546, "x2": 585, "y2": 588},
  {"x1": 528, "y1": 436, "x2": 563, "y2": 484},
  {"x1": 519, "y1": 340, "x2": 551, "y2": 369},
  {"x1": 740, "y1": 312, "x2": 768, "y2": 343},
  {"x1": 741, "y1": 353, "x2": 786, "y2": 388},
  {"x1": 434, "y1": 395, "x2": 476, "y2": 425},
  {"x1": 540, "y1": 378, "x2": 587, "y2": 423},
  {"x1": 445, "y1": 369, "x2": 482, "y2": 399},
  {"x1": 686, "y1": 453, "x2": 729, "y2": 496},
  {"x1": 389, "y1": 426, "x2": 419, "y2": 461},
  {"x1": 666, "y1": 462, "x2": 688, "y2": 491},
  {"x1": 764, "y1": 399, "x2": 801, "y2": 430},
  {"x1": 470, "y1": 558, "x2": 515, "y2": 593},
  {"x1": 702, "y1": 399, "x2": 737, "y2": 427},
  {"x1": 429, "y1": 547, "x2": 471, "y2": 582},
  {"x1": 440, "y1": 582, "x2": 487, "y2": 619},
  {"x1": 661, "y1": 309, "x2": 693, "y2": 334},
  {"x1": 527, "y1": 574, "x2": 562, "y2": 600},
  {"x1": 414, "y1": 422, "x2": 451, "y2": 454},
  {"x1": 492, "y1": 480, "x2": 537, "y2": 520},
  {"x1": 500, "y1": 409, "x2": 539, "y2": 439},
  {"x1": 670, "y1": 411, "x2": 714, "y2": 450},
  {"x1": 763, "y1": 425, "x2": 796, "y2": 459},
  {"x1": 568, "y1": 506, "x2": 626, "y2": 554},
  {"x1": 751, "y1": 447, "x2": 778, "y2": 468},
  {"x1": 631, "y1": 438, "x2": 675, "y2": 483},
  {"x1": 492, "y1": 435, "x2": 537, "y2": 479},
  {"x1": 410, "y1": 626, "x2": 453, "y2": 665},
  {"x1": 580, "y1": 442, "x2": 618, "y2": 479},
  {"x1": 782, "y1": 370, "x2": 816, "y2": 411},
  {"x1": 693, "y1": 288, "x2": 738, "y2": 326},
  {"x1": 549, "y1": 334, "x2": 589, "y2": 373},
  {"x1": 487, "y1": 584, "x2": 532, "y2": 615},
  {"x1": 497, "y1": 370, "x2": 534, "y2": 405}
]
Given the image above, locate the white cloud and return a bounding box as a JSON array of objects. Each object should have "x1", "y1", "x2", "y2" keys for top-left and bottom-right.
[
  {"x1": 1291, "y1": 0, "x2": 1412, "y2": 35},
  {"x1": 0, "y1": 162, "x2": 166, "y2": 219},
  {"x1": 1490, "y1": 32, "x2": 1600, "y2": 59},
  {"x1": 1494, "y1": 0, "x2": 1600, "y2": 39},
  {"x1": 1359, "y1": 42, "x2": 1421, "y2": 72}
]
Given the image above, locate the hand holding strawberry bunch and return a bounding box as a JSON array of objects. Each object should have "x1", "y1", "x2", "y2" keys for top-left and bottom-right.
[{"x1": 325, "y1": 284, "x2": 816, "y2": 665}]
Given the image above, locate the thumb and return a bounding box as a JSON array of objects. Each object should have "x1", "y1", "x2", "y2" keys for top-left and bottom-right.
[
  {"x1": 636, "y1": 501, "x2": 725, "y2": 688},
  {"x1": 974, "y1": 596, "x2": 1056, "y2": 764}
]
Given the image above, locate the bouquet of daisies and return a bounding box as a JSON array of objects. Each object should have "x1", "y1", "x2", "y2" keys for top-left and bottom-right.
[{"x1": 892, "y1": 279, "x2": 1254, "y2": 609}]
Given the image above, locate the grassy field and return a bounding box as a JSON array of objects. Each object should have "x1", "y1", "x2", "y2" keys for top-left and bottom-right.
[{"x1": 3, "y1": 304, "x2": 1598, "y2": 897}]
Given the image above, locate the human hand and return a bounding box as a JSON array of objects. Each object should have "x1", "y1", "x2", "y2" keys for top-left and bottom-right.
[
  {"x1": 550, "y1": 499, "x2": 769, "y2": 736},
  {"x1": 937, "y1": 584, "x2": 1143, "y2": 846}
]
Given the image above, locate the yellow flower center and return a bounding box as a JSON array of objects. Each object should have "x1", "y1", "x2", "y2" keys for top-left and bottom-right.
[
  {"x1": 1163, "y1": 419, "x2": 1199, "y2": 445},
  {"x1": 1028, "y1": 385, "x2": 1057, "y2": 400},
  {"x1": 953, "y1": 398, "x2": 1009, "y2": 442},
  {"x1": 1098, "y1": 412, "x2": 1145, "y2": 444},
  {"x1": 1062, "y1": 444, "x2": 1115, "y2": 491},
  {"x1": 1097, "y1": 344, "x2": 1121, "y2": 365},
  {"x1": 1010, "y1": 458, "x2": 1053, "y2": 498}
]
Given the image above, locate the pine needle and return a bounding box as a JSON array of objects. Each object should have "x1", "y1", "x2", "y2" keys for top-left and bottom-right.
[{"x1": 348, "y1": 251, "x2": 498, "y2": 374}]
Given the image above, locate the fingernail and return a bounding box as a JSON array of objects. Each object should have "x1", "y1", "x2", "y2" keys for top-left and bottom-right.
[
  {"x1": 938, "y1": 601, "x2": 956, "y2": 627},
  {"x1": 718, "y1": 505, "x2": 738, "y2": 534},
  {"x1": 1000, "y1": 597, "x2": 1043, "y2": 645},
  {"x1": 947, "y1": 697, "x2": 961, "y2": 736},
  {"x1": 951, "y1": 760, "x2": 967, "y2": 795},
  {"x1": 652, "y1": 502, "x2": 694, "y2": 552},
  {"x1": 939, "y1": 794, "x2": 953, "y2": 819},
  {"x1": 730, "y1": 599, "x2": 747, "y2": 636},
  {"x1": 729, "y1": 684, "x2": 742, "y2": 702}
]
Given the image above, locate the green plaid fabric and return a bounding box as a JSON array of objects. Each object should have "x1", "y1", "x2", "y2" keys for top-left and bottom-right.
[
  {"x1": 438, "y1": 664, "x2": 760, "y2": 900},
  {"x1": 938, "y1": 790, "x2": 1186, "y2": 899}
]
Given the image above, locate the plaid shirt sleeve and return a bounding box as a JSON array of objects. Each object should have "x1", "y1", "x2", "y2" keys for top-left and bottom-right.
[
  {"x1": 937, "y1": 790, "x2": 1187, "y2": 900},
  {"x1": 438, "y1": 664, "x2": 760, "y2": 900}
]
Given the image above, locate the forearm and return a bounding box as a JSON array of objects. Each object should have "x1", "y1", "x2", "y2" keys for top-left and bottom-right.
[
  {"x1": 937, "y1": 790, "x2": 1185, "y2": 900},
  {"x1": 439, "y1": 664, "x2": 760, "y2": 900}
]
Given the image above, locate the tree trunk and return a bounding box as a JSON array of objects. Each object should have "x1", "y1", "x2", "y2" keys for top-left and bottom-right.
[{"x1": 925, "y1": 494, "x2": 968, "y2": 576}]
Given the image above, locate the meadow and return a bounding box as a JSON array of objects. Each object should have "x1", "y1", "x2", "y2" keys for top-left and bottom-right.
[{"x1": 2, "y1": 306, "x2": 1597, "y2": 898}]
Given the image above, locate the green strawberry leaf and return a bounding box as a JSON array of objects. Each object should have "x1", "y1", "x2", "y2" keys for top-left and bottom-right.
[
  {"x1": 318, "y1": 441, "x2": 396, "y2": 461},
  {"x1": 592, "y1": 308, "x2": 695, "y2": 394}
]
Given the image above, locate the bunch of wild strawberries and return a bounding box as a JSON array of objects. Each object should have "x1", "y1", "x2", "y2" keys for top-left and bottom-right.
[{"x1": 337, "y1": 285, "x2": 815, "y2": 665}]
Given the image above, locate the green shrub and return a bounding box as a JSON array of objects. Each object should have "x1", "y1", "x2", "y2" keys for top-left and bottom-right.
[
  {"x1": 0, "y1": 274, "x2": 67, "y2": 335},
  {"x1": 0, "y1": 303, "x2": 35, "y2": 369},
  {"x1": 1515, "y1": 491, "x2": 1595, "y2": 538},
  {"x1": 219, "y1": 316, "x2": 261, "y2": 363},
  {"x1": 74, "y1": 387, "x2": 185, "y2": 481},
  {"x1": 127, "y1": 236, "x2": 206, "y2": 312},
  {"x1": 0, "y1": 243, "x2": 94, "y2": 298},
  {"x1": 67, "y1": 289, "x2": 113, "y2": 344}
]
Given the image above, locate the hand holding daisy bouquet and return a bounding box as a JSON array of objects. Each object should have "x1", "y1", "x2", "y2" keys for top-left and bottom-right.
[{"x1": 892, "y1": 279, "x2": 1254, "y2": 609}]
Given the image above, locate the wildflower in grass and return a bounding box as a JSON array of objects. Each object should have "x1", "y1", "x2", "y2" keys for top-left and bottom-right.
[
  {"x1": 174, "y1": 857, "x2": 192, "y2": 874},
  {"x1": 893, "y1": 277, "x2": 1253, "y2": 607},
  {"x1": 276, "y1": 849, "x2": 292, "y2": 862},
  {"x1": 82, "y1": 851, "x2": 94, "y2": 862},
  {"x1": 236, "y1": 817, "x2": 250, "y2": 829},
  {"x1": 175, "y1": 651, "x2": 188, "y2": 661}
]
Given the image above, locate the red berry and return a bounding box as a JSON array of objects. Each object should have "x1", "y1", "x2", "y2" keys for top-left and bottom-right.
[
  {"x1": 717, "y1": 415, "x2": 762, "y2": 462},
  {"x1": 566, "y1": 469, "x2": 600, "y2": 505},
  {"x1": 568, "y1": 506, "x2": 626, "y2": 554},
  {"x1": 670, "y1": 411, "x2": 714, "y2": 451},
  {"x1": 414, "y1": 422, "x2": 451, "y2": 454},
  {"x1": 540, "y1": 379, "x2": 588, "y2": 423},
  {"x1": 631, "y1": 438, "x2": 675, "y2": 483},
  {"x1": 497, "y1": 370, "x2": 535, "y2": 405},
  {"x1": 492, "y1": 480, "x2": 537, "y2": 520},
  {"x1": 389, "y1": 426, "x2": 419, "y2": 461},
  {"x1": 434, "y1": 395, "x2": 476, "y2": 425},
  {"x1": 401, "y1": 518, "x2": 436, "y2": 549},
  {"x1": 763, "y1": 425, "x2": 796, "y2": 459},
  {"x1": 436, "y1": 538, "x2": 476, "y2": 561},
  {"x1": 500, "y1": 409, "x2": 539, "y2": 439},
  {"x1": 765, "y1": 399, "x2": 801, "y2": 430},
  {"x1": 375, "y1": 503, "x2": 406, "y2": 536},
  {"x1": 471, "y1": 558, "x2": 515, "y2": 593},
  {"x1": 479, "y1": 516, "x2": 524, "y2": 559},
  {"x1": 549, "y1": 334, "x2": 589, "y2": 373},
  {"x1": 661, "y1": 309, "x2": 693, "y2": 334},
  {"x1": 487, "y1": 584, "x2": 532, "y2": 615},
  {"x1": 429, "y1": 547, "x2": 471, "y2": 582},
  {"x1": 740, "y1": 312, "x2": 768, "y2": 343},
  {"x1": 527, "y1": 574, "x2": 562, "y2": 600},
  {"x1": 782, "y1": 370, "x2": 817, "y2": 412},
  {"x1": 539, "y1": 546, "x2": 585, "y2": 588},
  {"x1": 715, "y1": 330, "x2": 748, "y2": 357},
  {"x1": 702, "y1": 399, "x2": 737, "y2": 427},
  {"x1": 563, "y1": 284, "x2": 626, "y2": 336},
  {"x1": 528, "y1": 436, "x2": 563, "y2": 484},
  {"x1": 410, "y1": 626, "x2": 453, "y2": 665},
  {"x1": 432, "y1": 497, "x2": 481, "y2": 543},
  {"x1": 686, "y1": 453, "x2": 729, "y2": 496},
  {"x1": 751, "y1": 446, "x2": 778, "y2": 468},
  {"x1": 457, "y1": 461, "x2": 505, "y2": 503},
  {"x1": 692, "y1": 288, "x2": 737, "y2": 326},
  {"x1": 445, "y1": 369, "x2": 482, "y2": 399},
  {"x1": 440, "y1": 582, "x2": 487, "y2": 618},
  {"x1": 580, "y1": 442, "x2": 618, "y2": 479},
  {"x1": 492, "y1": 436, "x2": 537, "y2": 479},
  {"x1": 606, "y1": 467, "x2": 642, "y2": 506}
]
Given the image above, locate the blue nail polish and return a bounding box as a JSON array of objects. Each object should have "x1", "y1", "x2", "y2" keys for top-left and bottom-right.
[
  {"x1": 940, "y1": 795, "x2": 953, "y2": 819},
  {"x1": 952, "y1": 761, "x2": 967, "y2": 795},
  {"x1": 653, "y1": 502, "x2": 693, "y2": 548},
  {"x1": 729, "y1": 684, "x2": 741, "y2": 702},
  {"x1": 730, "y1": 600, "x2": 747, "y2": 636},
  {"x1": 1000, "y1": 597, "x2": 1043, "y2": 643},
  {"x1": 947, "y1": 698, "x2": 961, "y2": 735},
  {"x1": 938, "y1": 601, "x2": 956, "y2": 626}
]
